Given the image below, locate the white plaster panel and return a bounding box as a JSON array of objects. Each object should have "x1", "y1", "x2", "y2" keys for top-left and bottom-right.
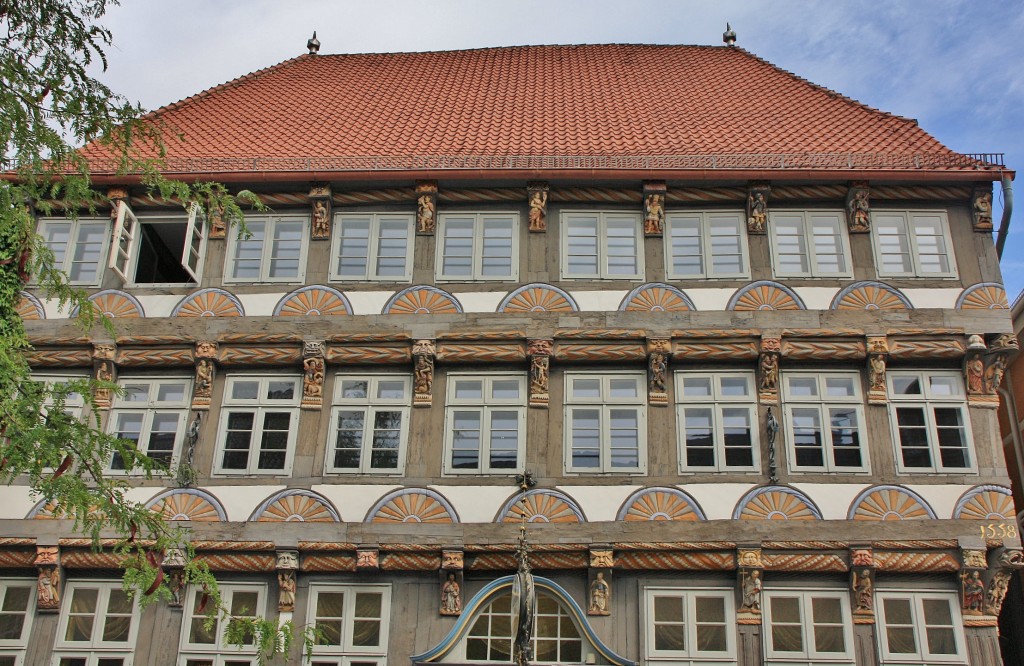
[
  {"x1": 908, "y1": 484, "x2": 974, "y2": 520},
  {"x1": 235, "y1": 293, "x2": 284, "y2": 317},
  {"x1": 569, "y1": 290, "x2": 629, "y2": 312},
  {"x1": 792, "y1": 287, "x2": 840, "y2": 311},
  {"x1": 681, "y1": 483, "x2": 756, "y2": 520},
  {"x1": 126, "y1": 487, "x2": 158, "y2": 505},
  {"x1": 684, "y1": 289, "x2": 734, "y2": 312},
  {"x1": 312, "y1": 484, "x2": 401, "y2": 522},
  {"x1": 556, "y1": 485, "x2": 641, "y2": 522},
  {"x1": 451, "y1": 292, "x2": 504, "y2": 314},
  {"x1": 0, "y1": 486, "x2": 46, "y2": 519},
  {"x1": 41, "y1": 297, "x2": 75, "y2": 319},
  {"x1": 133, "y1": 294, "x2": 182, "y2": 318},
  {"x1": 427, "y1": 485, "x2": 514, "y2": 523},
  {"x1": 344, "y1": 291, "x2": 393, "y2": 316},
  {"x1": 790, "y1": 483, "x2": 869, "y2": 520},
  {"x1": 901, "y1": 289, "x2": 960, "y2": 310},
  {"x1": 203, "y1": 485, "x2": 286, "y2": 522}
]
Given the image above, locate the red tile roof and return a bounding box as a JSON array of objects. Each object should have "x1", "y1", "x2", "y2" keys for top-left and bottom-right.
[{"x1": 83, "y1": 44, "x2": 989, "y2": 175}]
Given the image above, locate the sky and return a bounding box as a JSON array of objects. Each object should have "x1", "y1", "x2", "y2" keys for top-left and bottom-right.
[{"x1": 92, "y1": 0, "x2": 1024, "y2": 297}]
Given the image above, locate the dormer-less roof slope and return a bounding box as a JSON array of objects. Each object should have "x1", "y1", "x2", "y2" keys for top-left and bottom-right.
[{"x1": 82, "y1": 44, "x2": 998, "y2": 178}]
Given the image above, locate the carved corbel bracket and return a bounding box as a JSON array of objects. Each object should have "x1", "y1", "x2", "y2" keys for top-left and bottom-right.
[
  {"x1": 643, "y1": 181, "x2": 666, "y2": 236},
  {"x1": 163, "y1": 547, "x2": 187, "y2": 608},
  {"x1": 977, "y1": 333, "x2": 1018, "y2": 409},
  {"x1": 276, "y1": 550, "x2": 299, "y2": 612},
  {"x1": 192, "y1": 341, "x2": 219, "y2": 410},
  {"x1": 737, "y1": 547, "x2": 763, "y2": 624},
  {"x1": 647, "y1": 338, "x2": 670, "y2": 405},
  {"x1": 866, "y1": 336, "x2": 889, "y2": 405},
  {"x1": 527, "y1": 181, "x2": 549, "y2": 233},
  {"x1": 35, "y1": 546, "x2": 61, "y2": 612},
  {"x1": 758, "y1": 338, "x2": 781, "y2": 405},
  {"x1": 440, "y1": 549, "x2": 464, "y2": 616},
  {"x1": 746, "y1": 182, "x2": 771, "y2": 234},
  {"x1": 959, "y1": 548, "x2": 989, "y2": 618},
  {"x1": 849, "y1": 548, "x2": 876, "y2": 623},
  {"x1": 91, "y1": 343, "x2": 117, "y2": 409},
  {"x1": 587, "y1": 548, "x2": 613, "y2": 617},
  {"x1": 413, "y1": 340, "x2": 436, "y2": 407},
  {"x1": 528, "y1": 339, "x2": 552, "y2": 408},
  {"x1": 208, "y1": 202, "x2": 226, "y2": 239},
  {"x1": 972, "y1": 186, "x2": 994, "y2": 232},
  {"x1": 416, "y1": 181, "x2": 438, "y2": 234},
  {"x1": 302, "y1": 341, "x2": 326, "y2": 410},
  {"x1": 310, "y1": 184, "x2": 332, "y2": 240},
  {"x1": 845, "y1": 181, "x2": 871, "y2": 233}
]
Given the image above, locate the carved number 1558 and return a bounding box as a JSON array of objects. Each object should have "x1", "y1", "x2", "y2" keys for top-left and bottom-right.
[{"x1": 980, "y1": 523, "x2": 1018, "y2": 538}]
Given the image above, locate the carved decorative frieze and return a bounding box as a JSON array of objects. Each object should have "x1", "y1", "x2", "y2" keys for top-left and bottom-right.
[
  {"x1": 614, "y1": 551, "x2": 734, "y2": 570},
  {"x1": 35, "y1": 546, "x2": 60, "y2": 612},
  {"x1": 26, "y1": 350, "x2": 92, "y2": 367},
  {"x1": 758, "y1": 338, "x2": 781, "y2": 405},
  {"x1": 867, "y1": 336, "x2": 889, "y2": 405},
  {"x1": 436, "y1": 342, "x2": 526, "y2": 363},
  {"x1": 643, "y1": 181, "x2": 666, "y2": 236},
  {"x1": 117, "y1": 349, "x2": 193, "y2": 366},
  {"x1": 764, "y1": 553, "x2": 847, "y2": 572},
  {"x1": 972, "y1": 187, "x2": 994, "y2": 231},
  {"x1": 555, "y1": 342, "x2": 647, "y2": 362},
  {"x1": 302, "y1": 341, "x2": 326, "y2": 410},
  {"x1": 416, "y1": 181, "x2": 438, "y2": 234},
  {"x1": 327, "y1": 345, "x2": 411, "y2": 365},
  {"x1": 746, "y1": 182, "x2": 770, "y2": 234},
  {"x1": 527, "y1": 181, "x2": 548, "y2": 232},
  {"x1": 529, "y1": 339, "x2": 553, "y2": 408},
  {"x1": 218, "y1": 347, "x2": 301, "y2": 366},
  {"x1": 874, "y1": 552, "x2": 960, "y2": 572},
  {"x1": 310, "y1": 184, "x2": 332, "y2": 240},
  {"x1": 782, "y1": 339, "x2": 865, "y2": 361},
  {"x1": 412, "y1": 340, "x2": 435, "y2": 407},
  {"x1": 673, "y1": 340, "x2": 759, "y2": 361},
  {"x1": 888, "y1": 338, "x2": 965, "y2": 360},
  {"x1": 845, "y1": 181, "x2": 871, "y2": 233}
]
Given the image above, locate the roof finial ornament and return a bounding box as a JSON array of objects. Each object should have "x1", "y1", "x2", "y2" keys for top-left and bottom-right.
[
  {"x1": 307, "y1": 31, "x2": 321, "y2": 55},
  {"x1": 723, "y1": 23, "x2": 737, "y2": 47}
]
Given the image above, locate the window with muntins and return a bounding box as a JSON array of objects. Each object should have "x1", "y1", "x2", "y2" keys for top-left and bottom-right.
[
  {"x1": 872, "y1": 210, "x2": 956, "y2": 278},
  {"x1": 665, "y1": 210, "x2": 748, "y2": 279},
  {"x1": 326, "y1": 375, "x2": 411, "y2": 474},
  {"x1": 644, "y1": 588, "x2": 735, "y2": 663},
  {"x1": 107, "y1": 377, "x2": 191, "y2": 472},
  {"x1": 876, "y1": 591, "x2": 966, "y2": 664},
  {"x1": 782, "y1": 372, "x2": 867, "y2": 473},
  {"x1": 0, "y1": 580, "x2": 33, "y2": 666},
  {"x1": 179, "y1": 585, "x2": 265, "y2": 666},
  {"x1": 215, "y1": 376, "x2": 300, "y2": 475},
  {"x1": 444, "y1": 374, "x2": 526, "y2": 474},
  {"x1": 306, "y1": 584, "x2": 389, "y2": 666},
  {"x1": 675, "y1": 372, "x2": 758, "y2": 472},
  {"x1": 224, "y1": 215, "x2": 307, "y2": 282},
  {"x1": 436, "y1": 213, "x2": 518, "y2": 280},
  {"x1": 887, "y1": 371, "x2": 974, "y2": 473},
  {"x1": 38, "y1": 218, "x2": 109, "y2": 285},
  {"x1": 769, "y1": 211, "x2": 851, "y2": 278},
  {"x1": 560, "y1": 212, "x2": 644, "y2": 279},
  {"x1": 54, "y1": 581, "x2": 138, "y2": 666},
  {"x1": 564, "y1": 373, "x2": 646, "y2": 473},
  {"x1": 456, "y1": 591, "x2": 583, "y2": 663},
  {"x1": 331, "y1": 213, "x2": 414, "y2": 281},
  {"x1": 763, "y1": 590, "x2": 854, "y2": 664}
]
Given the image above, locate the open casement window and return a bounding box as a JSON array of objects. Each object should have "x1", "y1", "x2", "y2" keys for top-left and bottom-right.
[
  {"x1": 306, "y1": 585, "x2": 389, "y2": 665},
  {"x1": 331, "y1": 213, "x2": 414, "y2": 282},
  {"x1": 665, "y1": 210, "x2": 749, "y2": 279},
  {"x1": 108, "y1": 200, "x2": 138, "y2": 282},
  {"x1": 763, "y1": 590, "x2": 854, "y2": 664},
  {"x1": 564, "y1": 373, "x2": 646, "y2": 473},
  {"x1": 887, "y1": 371, "x2": 975, "y2": 474},
  {"x1": 181, "y1": 203, "x2": 207, "y2": 281},
  {"x1": 107, "y1": 377, "x2": 191, "y2": 473},
  {"x1": 769, "y1": 210, "x2": 852, "y2": 278},
  {"x1": 872, "y1": 210, "x2": 956, "y2": 278},
  {"x1": 560, "y1": 211, "x2": 644, "y2": 279},
  {"x1": 644, "y1": 588, "x2": 735, "y2": 664},
  {"x1": 436, "y1": 213, "x2": 518, "y2": 281},
  {"x1": 179, "y1": 585, "x2": 265, "y2": 665},
  {"x1": 215, "y1": 376, "x2": 301, "y2": 475},
  {"x1": 444, "y1": 374, "x2": 526, "y2": 474},
  {"x1": 675, "y1": 372, "x2": 758, "y2": 472},
  {"x1": 876, "y1": 592, "x2": 966, "y2": 665},
  {"x1": 782, "y1": 372, "x2": 868, "y2": 473},
  {"x1": 107, "y1": 203, "x2": 206, "y2": 285},
  {"x1": 0, "y1": 580, "x2": 33, "y2": 666},
  {"x1": 326, "y1": 376, "x2": 411, "y2": 474},
  {"x1": 38, "y1": 218, "x2": 109, "y2": 286},
  {"x1": 53, "y1": 581, "x2": 139, "y2": 666}
]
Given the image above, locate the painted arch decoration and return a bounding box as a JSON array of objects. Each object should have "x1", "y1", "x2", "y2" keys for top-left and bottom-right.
[
  {"x1": 618, "y1": 283, "x2": 695, "y2": 312},
  {"x1": 365, "y1": 488, "x2": 459, "y2": 524},
  {"x1": 497, "y1": 489, "x2": 585, "y2": 524},
  {"x1": 847, "y1": 485, "x2": 936, "y2": 521},
  {"x1": 956, "y1": 282, "x2": 1010, "y2": 310},
  {"x1": 727, "y1": 281, "x2": 805, "y2": 311},
  {"x1": 497, "y1": 283, "x2": 578, "y2": 313},
  {"x1": 273, "y1": 285, "x2": 352, "y2": 316},
  {"x1": 172, "y1": 288, "x2": 244, "y2": 317},
  {"x1": 17, "y1": 291, "x2": 44, "y2": 320},
  {"x1": 383, "y1": 286, "x2": 463, "y2": 315},
  {"x1": 830, "y1": 281, "x2": 913, "y2": 311},
  {"x1": 410, "y1": 575, "x2": 637, "y2": 666},
  {"x1": 616, "y1": 487, "x2": 706, "y2": 521},
  {"x1": 145, "y1": 488, "x2": 226, "y2": 522},
  {"x1": 71, "y1": 289, "x2": 145, "y2": 318},
  {"x1": 954, "y1": 485, "x2": 1015, "y2": 521},
  {"x1": 733, "y1": 485, "x2": 822, "y2": 521},
  {"x1": 249, "y1": 489, "x2": 340, "y2": 522}
]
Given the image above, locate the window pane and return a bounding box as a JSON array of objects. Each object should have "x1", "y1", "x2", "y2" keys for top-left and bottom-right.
[
  {"x1": 682, "y1": 377, "x2": 712, "y2": 397},
  {"x1": 606, "y1": 218, "x2": 638, "y2": 275}
]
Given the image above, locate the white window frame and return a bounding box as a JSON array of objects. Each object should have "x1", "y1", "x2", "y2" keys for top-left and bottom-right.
[
  {"x1": 643, "y1": 587, "x2": 736, "y2": 663},
  {"x1": 0, "y1": 579, "x2": 34, "y2": 666},
  {"x1": 108, "y1": 200, "x2": 138, "y2": 283},
  {"x1": 871, "y1": 209, "x2": 957, "y2": 279},
  {"x1": 38, "y1": 217, "x2": 110, "y2": 286},
  {"x1": 179, "y1": 584, "x2": 266, "y2": 663},
  {"x1": 325, "y1": 375, "x2": 411, "y2": 475},
  {"x1": 330, "y1": 212, "x2": 414, "y2": 282},
  {"x1": 665, "y1": 210, "x2": 749, "y2": 279},
  {"x1": 769, "y1": 210, "x2": 853, "y2": 278},
  {"x1": 781, "y1": 371, "x2": 868, "y2": 473},
  {"x1": 53, "y1": 580, "x2": 139, "y2": 665},
  {"x1": 32, "y1": 373, "x2": 88, "y2": 421},
  {"x1": 675, "y1": 371, "x2": 759, "y2": 473},
  {"x1": 443, "y1": 373, "x2": 527, "y2": 475},
  {"x1": 564, "y1": 372, "x2": 647, "y2": 474},
  {"x1": 106, "y1": 376, "x2": 192, "y2": 473},
  {"x1": 305, "y1": 584, "x2": 390, "y2": 663},
  {"x1": 886, "y1": 371, "x2": 975, "y2": 474},
  {"x1": 560, "y1": 211, "x2": 644, "y2": 279},
  {"x1": 107, "y1": 206, "x2": 208, "y2": 286},
  {"x1": 224, "y1": 214, "x2": 308, "y2": 283},
  {"x1": 214, "y1": 375, "x2": 301, "y2": 476},
  {"x1": 875, "y1": 591, "x2": 966, "y2": 665},
  {"x1": 435, "y1": 212, "x2": 519, "y2": 281},
  {"x1": 762, "y1": 589, "x2": 855, "y2": 664}
]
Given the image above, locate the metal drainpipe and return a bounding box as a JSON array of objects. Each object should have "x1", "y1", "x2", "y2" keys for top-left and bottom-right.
[{"x1": 996, "y1": 174, "x2": 1014, "y2": 258}]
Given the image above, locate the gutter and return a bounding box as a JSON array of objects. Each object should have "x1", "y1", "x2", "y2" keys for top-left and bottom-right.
[{"x1": 997, "y1": 173, "x2": 1015, "y2": 258}]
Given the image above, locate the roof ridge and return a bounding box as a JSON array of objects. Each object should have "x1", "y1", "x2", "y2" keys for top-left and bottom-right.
[{"x1": 311, "y1": 42, "x2": 724, "y2": 58}]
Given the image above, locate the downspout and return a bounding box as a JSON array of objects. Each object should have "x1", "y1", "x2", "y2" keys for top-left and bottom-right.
[{"x1": 997, "y1": 173, "x2": 1014, "y2": 258}]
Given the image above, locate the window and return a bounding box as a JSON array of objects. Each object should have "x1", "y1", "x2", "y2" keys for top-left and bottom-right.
[
  {"x1": 0, "y1": 580, "x2": 33, "y2": 666},
  {"x1": 887, "y1": 371, "x2": 974, "y2": 473},
  {"x1": 224, "y1": 215, "x2": 307, "y2": 283},
  {"x1": 763, "y1": 590, "x2": 853, "y2": 664},
  {"x1": 564, "y1": 373, "x2": 646, "y2": 473},
  {"x1": 215, "y1": 376, "x2": 300, "y2": 475},
  {"x1": 665, "y1": 211, "x2": 748, "y2": 279},
  {"x1": 38, "y1": 218, "x2": 108, "y2": 285},
  {"x1": 876, "y1": 592, "x2": 966, "y2": 664},
  {"x1": 436, "y1": 213, "x2": 518, "y2": 280},
  {"x1": 444, "y1": 374, "x2": 526, "y2": 474},
  {"x1": 180, "y1": 584, "x2": 265, "y2": 666},
  {"x1": 306, "y1": 584, "x2": 389, "y2": 665},
  {"x1": 326, "y1": 375, "x2": 411, "y2": 474},
  {"x1": 769, "y1": 211, "x2": 851, "y2": 278},
  {"x1": 782, "y1": 372, "x2": 867, "y2": 472},
  {"x1": 459, "y1": 591, "x2": 583, "y2": 663},
  {"x1": 644, "y1": 588, "x2": 734, "y2": 663},
  {"x1": 675, "y1": 372, "x2": 758, "y2": 472},
  {"x1": 560, "y1": 212, "x2": 644, "y2": 279},
  {"x1": 54, "y1": 581, "x2": 138, "y2": 666},
  {"x1": 331, "y1": 213, "x2": 414, "y2": 282},
  {"x1": 32, "y1": 374, "x2": 87, "y2": 421},
  {"x1": 872, "y1": 210, "x2": 956, "y2": 278},
  {"x1": 107, "y1": 377, "x2": 191, "y2": 472}
]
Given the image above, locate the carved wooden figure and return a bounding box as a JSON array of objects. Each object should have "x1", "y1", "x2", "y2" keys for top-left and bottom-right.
[
  {"x1": 643, "y1": 181, "x2": 666, "y2": 236},
  {"x1": 845, "y1": 182, "x2": 871, "y2": 233},
  {"x1": 302, "y1": 341, "x2": 326, "y2": 410},
  {"x1": 587, "y1": 570, "x2": 611, "y2": 616},
  {"x1": 527, "y1": 182, "x2": 549, "y2": 232},
  {"x1": 310, "y1": 185, "x2": 332, "y2": 240},
  {"x1": 35, "y1": 546, "x2": 60, "y2": 612},
  {"x1": 416, "y1": 181, "x2": 438, "y2": 234},
  {"x1": 440, "y1": 572, "x2": 463, "y2": 616},
  {"x1": 972, "y1": 188, "x2": 994, "y2": 231},
  {"x1": 413, "y1": 340, "x2": 436, "y2": 406},
  {"x1": 746, "y1": 183, "x2": 770, "y2": 234},
  {"x1": 647, "y1": 339, "x2": 670, "y2": 405},
  {"x1": 758, "y1": 338, "x2": 781, "y2": 405}
]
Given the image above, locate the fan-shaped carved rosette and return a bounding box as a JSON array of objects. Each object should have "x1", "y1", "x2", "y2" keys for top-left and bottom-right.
[
  {"x1": 735, "y1": 486, "x2": 821, "y2": 520},
  {"x1": 17, "y1": 292, "x2": 44, "y2": 320},
  {"x1": 86, "y1": 290, "x2": 145, "y2": 318},
  {"x1": 146, "y1": 489, "x2": 225, "y2": 522},
  {"x1": 849, "y1": 486, "x2": 934, "y2": 521},
  {"x1": 383, "y1": 286, "x2": 462, "y2": 315},
  {"x1": 252, "y1": 490, "x2": 339, "y2": 522},
  {"x1": 498, "y1": 284, "x2": 577, "y2": 313},
  {"x1": 500, "y1": 490, "x2": 584, "y2": 523},
  {"x1": 173, "y1": 288, "x2": 244, "y2": 317},
  {"x1": 957, "y1": 283, "x2": 1009, "y2": 310},
  {"x1": 619, "y1": 283, "x2": 694, "y2": 312},
  {"x1": 274, "y1": 286, "x2": 351, "y2": 316},
  {"x1": 367, "y1": 489, "x2": 457, "y2": 523},
  {"x1": 618, "y1": 488, "x2": 704, "y2": 521},
  {"x1": 954, "y1": 486, "x2": 1015, "y2": 520},
  {"x1": 832, "y1": 281, "x2": 912, "y2": 311},
  {"x1": 728, "y1": 281, "x2": 804, "y2": 311}
]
